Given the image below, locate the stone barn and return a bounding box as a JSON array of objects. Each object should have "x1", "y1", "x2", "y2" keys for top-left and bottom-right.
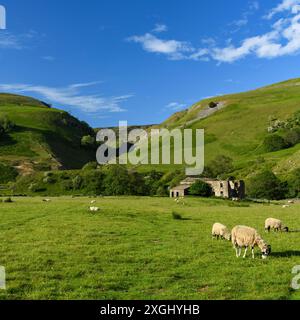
[{"x1": 170, "y1": 177, "x2": 245, "y2": 199}]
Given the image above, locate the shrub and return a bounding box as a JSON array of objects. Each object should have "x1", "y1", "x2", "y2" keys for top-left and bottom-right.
[
  {"x1": 82, "y1": 161, "x2": 98, "y2": 170},
  {"x1": 283, "y1": 128, "x2": 300, "y2": 147},
  {"x1": 43, "y1": 176, "x2": 55, "y2": 184},
  {"x1": 72, "y1": 175, "x2": 83, "y2": 190},
  {"x1": 288, "y1": 168, "x2": 300, "y2": 198},
  {"x1": 172, "y1": 211, "x2": 182, "y2": 220},
  {"x1": 0, "y1": 116, "x2": 15, "y2": 133},
  {"x1": 206, "y1": 155, "x2": 234, "y2": 178},
  {"x1": 248, "y1": 170, "x2": 287, "y2": 200},
  {"x1": 263, "y1": 134, "x2": 286, "y2": 152},
  {"x1": 0, "y1": 163, "x2": 18, "y2": 183},
  {"x1": 189, "y1": 180, "x2": 213, "y2": 197},
  {"x1": 209, "y1": 101, "x2": 218, "y2": 108},
  {"x1": 3, "y1": 197, "x2": 13, "y2": 203}
]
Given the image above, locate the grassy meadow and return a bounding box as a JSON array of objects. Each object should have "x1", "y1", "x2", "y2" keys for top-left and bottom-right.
[{"x1": 0, "y1": 196, "x2": 299, "y2": 300}]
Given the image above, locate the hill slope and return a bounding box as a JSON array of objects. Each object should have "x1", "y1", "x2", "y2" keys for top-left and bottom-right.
[
  {"x1": 0, "y1": 93, "x2": 95, "y2": 173},
  {"x1": 135, "y1": 78, "x2": 300, "y2": 178}
]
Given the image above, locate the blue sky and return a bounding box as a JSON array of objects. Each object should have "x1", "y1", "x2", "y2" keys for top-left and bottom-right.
[{"x1": 1, "y1": 0, "x2": 300, "y2": 127}]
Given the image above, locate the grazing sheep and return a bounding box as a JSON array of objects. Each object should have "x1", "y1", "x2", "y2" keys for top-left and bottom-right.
[
  {"x1": 288, "y1": 200, "x2": 294, "y2": 204},
  {"x1": 231, "y1": 225, "x2": 271, "y2": 259},
  {"x1": 43, "y1": 199, "x2": 51, "y2": 202},
  {"x1": 265, "y1": 218, "x2": 289, "y2": 232},
  {"x1": 90, "y1": 200, "x2": 96, "y2": 204},
  {"x1": 212, "y1": 223, "x2": 231, "y2": 241},
  {"x1": 282, "y1": 205, "x2": 290, "y2": 208},
  {"x1": 89, "y1": 206, "x2": 99, "y2": 212}
]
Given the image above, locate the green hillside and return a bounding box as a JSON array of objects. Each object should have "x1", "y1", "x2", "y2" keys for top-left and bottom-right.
[
  {"x1": 136, "y1": 78, "x2": 300, "y2": 179},
  {"x1": 0, "y1": 93, "x2": 95, "y2": 173}
]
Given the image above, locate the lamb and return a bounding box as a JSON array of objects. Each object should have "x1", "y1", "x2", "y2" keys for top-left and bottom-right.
[
  {"x1": 265, "y1": 218, "x2": 289, "y2": 232},
  {"x1": 231, "y1": 225, "x2": 271, "y2": 259},
  {"x1": 90, "y1": 200, "x2": 96, "y2": 204},
  {"x1": 43, "y1": 199, "x2": 51, "y2": 202},
  {"x1": 282, "y1": 205, "x2": 290, "y2": 208},
  {"x1": 212, "y1": 223, "x2": 231, "y2": 241}
]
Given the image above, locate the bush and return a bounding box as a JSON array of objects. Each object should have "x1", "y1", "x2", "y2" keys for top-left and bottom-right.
[
  {"x1": 0, "y1": 116, "x2": 15, "y2": 133},
  {"x1": 209, "y1": 101, "x2": 218, "y2": 108},
  {"x1": 189, "y1": 180, "x2": 212, "y2": 197},
  {"x1": 288, "y1": 168, "x2": 300, "y2": 198},
  {"x1": 3, "y1": 197, "x2": 13, "y2": 203},
  {"x1": 283, "y1": 128, "x2": 300, "y2": 147},
  {"x1": 0, "y1": 163, "x2": 18, "y2": 183},
  {"x1": 206, "y1": 155, "x2": 234, "y2": 178},
  {"x1": 248, "y1": 170, "x2": 287, "y2": 200},
  {"x1": 172, "y1": 211, "x2": 182, "y2": 220},
  {"x1": 72, "y1": 175, "x2": 83, "y2": 190},
  {"x1": 263, "y1": 134, "x2": 287, "y2": 152},
  {"x1": 82, "y1": 161, "x2": 98, "y2": 170}
]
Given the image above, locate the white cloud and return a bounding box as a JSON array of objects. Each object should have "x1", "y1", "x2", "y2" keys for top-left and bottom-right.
[
  {"x1": 128, "y1": 0, "x2": 300, "y2": 63},
  {"x1": 127, "y1": 33, "x2": 193, "y2": 60},
  {"x1": 165, "y1": 102, "x2": 187, "y2": 111},
  {"x1": 0, "y1": 32, "x2": 22, "y2": 49},
  {"x1": 152, "y1": 23, "x2": 168, "y2": 33},
  {"x1": 266, "y1": 0, "x2": 300, "y2": 19},
  {"x1": 0, "y1": 83, "x2": 132, "y2": 113}
]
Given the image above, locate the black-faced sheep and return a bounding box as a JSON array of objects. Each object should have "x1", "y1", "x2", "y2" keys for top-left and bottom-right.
[
  {"x1": 231, "y1": 225, "x2": 271, "y2": 259},
  {"x1": 265, "y1": 218, "x2": 289, "y2": 232}
]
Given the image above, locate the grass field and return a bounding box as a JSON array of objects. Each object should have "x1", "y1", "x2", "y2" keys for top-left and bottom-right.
[{"x1": 0, "y1": 196, "x2": 299, "y2": 300}]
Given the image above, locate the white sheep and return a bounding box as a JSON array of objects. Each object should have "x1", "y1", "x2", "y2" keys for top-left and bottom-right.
[
  {"x1": 90, "y1": 200, "x2": 96, "y2": 204},
  {"x1": 212, "y1": 223, "x2": 231, "y2": 241},
  {"x1": 231, "y1": 225, "x2": 271, "y2": 259},
  {"x1": 89, "y1": 206, "x2": 99, "y2": 212},
  {"x1": 282, "y1": 205, "x2": 290, "y2": 208},
  {"x1": 265, "y1": 218, "x2": 289, "y2": 232},
  {"x1": 43, "y1": 199, "x2": 51, "y2": 202}
]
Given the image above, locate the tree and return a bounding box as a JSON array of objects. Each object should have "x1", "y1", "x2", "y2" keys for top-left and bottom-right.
[
  {"x1": 207, "y1": 155, "x2": 234, "y2": 178},
  {"x1": 288, "y1": 169, "x2": 300, "y2": 198},
  {"x1": 103, "y1": 165, "x2": 132, "y2": 195},
  {"x1": 263, "y1": 134, "x2": 286, "y2": 152},
  {"x1": 0, "y1": 163, "x2": 18, "y2": 183},
  {"x1": 0, "y1": 117, "x2": 15, "y2": 138},
  {"x1": 144, "y1": 170, "x2": 163, "y2": 196},
  {"x1": 189, "y1": 180, "x2": 213, "y2": 197},
  {"x1": 248, "y1": 170, "x2": 287, "y2": 200}
]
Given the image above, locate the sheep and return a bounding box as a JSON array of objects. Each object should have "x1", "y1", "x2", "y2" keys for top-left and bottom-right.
[
  {"x1": 265, "y1": 218, "x2": 289, "y2": 233},
  {"x1": 43, "y1": 199, "x2": 51, "y2": 202},
  {"x1": 89, "y1": 206, "x2": 99, "y2": 212},
  {"x1": 288, "y1": 200, "x2": 294, "y2": 204},
  {"x1": 212, "y1": 223, "x2": 231, "y2": 241},
  {"x1": 231, "y1": 225, "x2": 271, "y2": 259},
  {"x1": 90, "y1": 200, "x2": 96, "y2": 204},
  {"x1": 282, "y1": 205, "x2": 290, "y2": 208}
]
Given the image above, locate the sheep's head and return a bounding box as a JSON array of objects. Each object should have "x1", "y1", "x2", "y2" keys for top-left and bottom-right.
[
  {"x1": 260, "y1": 241, "x2": 271, "y2": 259},
  {"x1": 282, "y1": 226, "x2": 289, "y2": 233},
  {"x1": 258, "y1": 240, "x2": 271, "y2": 259},
  {"x1": 224, "y1": 232, "x2": 231, "y2": 241}
]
